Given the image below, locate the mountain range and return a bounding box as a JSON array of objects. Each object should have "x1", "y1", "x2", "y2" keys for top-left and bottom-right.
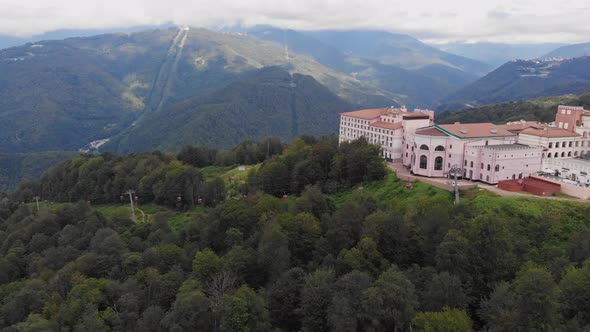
[
  {"x1": 436, "y1": 42, "x2": 565, "y2": 67},
  {"x1": 0, "y1": 25, "x2": 589, "y2": 157},
  {"x1": 543, "y1": 42, "x2": 590, "y2": 59},
  {"x1": 438, "y1": 56, "x2": 590, "y2": 111},
  {"x1": 0, "y1": 26, "x2": 495, "y2": 154}
]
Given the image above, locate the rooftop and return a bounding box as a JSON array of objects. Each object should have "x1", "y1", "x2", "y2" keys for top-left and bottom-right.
[
  {"x1": 341, "y1": 108, "x2": 385, "y2": 120},
  {"x1": 520, "y1": 127, "x2": 580, "y2": 138},
  {"x1": 371, "y1": 121, "x2": 403, "y2": 130},
  {"x1": 414, "y1": 126, "x2": 448, "y2": 136},
  {"x1": 470, "y1": 143, "x2": 542, "y2": 151},
  {"x1": 437, "y1": 123, "x2": 515, "y2": 139},
  {"x1": 499, "y1": 121, "x2": 546, "y2": 132}
]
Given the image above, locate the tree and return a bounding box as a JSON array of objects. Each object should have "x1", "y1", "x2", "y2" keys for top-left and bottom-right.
[
  {"x1": 478, "y1": 282, "x2": 518, "y2": 332},
  {"x1": 301, "y1": 269, "x2": 335, "y2": 332},
  {"x1": 363, "y1": 267, "x2": 418, "y2": 331},
  {"x1": 421, "y1": 272, "x2": 469, "y2": 311},
  {"x1": 559, "y1": 261, "x2": 590, "y2": 325},
  {"x1": 327, "y1": 270, "x2": 373, "y2": 332},
  {"x1": 192, "y1": 248, "x2": 223, "y2": 282},
  {"x1": 413, "y1": 307, "x2": 473, "y2": 332},
  {"x1": 267, "y1": 268, "x2": 306, "y2": 331},
  {"x1": 511, "y1": 264, "x2": 560, "y2": 330}
]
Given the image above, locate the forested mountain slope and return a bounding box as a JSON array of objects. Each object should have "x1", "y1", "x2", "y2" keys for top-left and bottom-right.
[{"x1": 105, "y1": 67, "x2": 353, "y2": 153}]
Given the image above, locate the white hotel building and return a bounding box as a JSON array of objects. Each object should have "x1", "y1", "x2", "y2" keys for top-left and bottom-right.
[{"x1": 338, "y1": 106, "x2": 434, "y2": 161}]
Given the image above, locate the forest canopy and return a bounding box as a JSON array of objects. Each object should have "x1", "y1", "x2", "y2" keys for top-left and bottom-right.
[{"x1": 1, "y1": 136, "x2": 590, "y2": 331}]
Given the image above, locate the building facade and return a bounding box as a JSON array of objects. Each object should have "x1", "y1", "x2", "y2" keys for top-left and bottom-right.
[
  {"x1": 339, "y1": 106, "x2": 434, "y2": 161},
  {"x1": 338, "y1": 104, "x2": 590, "y2": 185}
]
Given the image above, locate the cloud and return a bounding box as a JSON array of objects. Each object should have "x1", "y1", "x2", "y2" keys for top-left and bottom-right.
[{"x1": 0, "y1": 0, "x2": 588, "y2": 44}]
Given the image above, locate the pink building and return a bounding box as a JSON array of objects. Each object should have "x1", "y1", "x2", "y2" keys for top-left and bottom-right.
[
  {"x1": 337, "y1": 105, "x2": 587, "y2": 185},
  {"x1": 401, "y1": 123, "x2": 542, "y2": 183}
]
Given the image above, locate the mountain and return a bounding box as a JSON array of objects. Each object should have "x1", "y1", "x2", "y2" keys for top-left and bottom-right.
[
  {"x1": 0, "y1": 24, "x2": 176, "y2": 50},
  {"x1": 439, "y1": 57, "x2": 590, "y2": 111},
  {"x1": 0, "y1": 151, "x2": 78, "y2": 191},
  {"x1": 105, "y1": 67, "x2": 353, "y2": 153},
  {"x1": 302, "y1": 30, "x2": 492, "y2": 75},
  {"x1": 436, "y1": 42, "x2": 565, "y2": 67},
  {"x1": 543, "y1": 42, "x2": 590, "y2": 59},
  {"x1": 0, "y1": 27, "x2": 392, "y2": 154},
  {"x1": 436, "y1": 91, "x2": 590, "y2": 124},
  {"x1": 245, "y1": 27, "x2": 480, "y2": 106}
]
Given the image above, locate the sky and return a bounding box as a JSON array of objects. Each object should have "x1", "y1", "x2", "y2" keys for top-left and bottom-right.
[{"x1": 0, "y1": 0, "x2": 589, "y2": 44}]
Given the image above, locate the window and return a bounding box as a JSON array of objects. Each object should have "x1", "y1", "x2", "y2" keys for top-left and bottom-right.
[
  {"x1": 576, "y1": 141, "x2": 579, "y2": 147},
  {"x1": 575, "y1": 151, "x2": 578, "y2": 156},
  {"x1": 561, "y1": 152, "x2": 565, "y2": 157},
  {"x1": 420, "y1": 144, "x2": 429, "y2": 150},
  {"x1": 495, "y1": 165, "x2": 500, "y2": 172},
  {"x1": 547, "y1": 153, "x2": 552, "y2": 158},
  {"x1": 434, "y1": 157, "x2": 443, "y2": 170},
  {"x1": 487, "y1": 164, "x2": 491, "y2": 171},
  {"x1": 549, "y1": 142, "x2": 553, "y2": 148},
  {"x1": 480, "y1": 163, "x2": 484, "y2": 169},
  {"x1": 470, "y1": 161, "x2": 474, "y2": 167},
  {"x1": 450, "y1": 145, "x2": 453, "y2": 149},
  {"x1": 464, "y1": 160, "x2": 467, "y2": 166},
  {"x1": 568, "y1": 151, "x2": 572, "y2": 157},
  {"x1": 420, "y1": 155, "x2": 428, "y2": 169},
  {"x1": 486, "y1": 175, "x2": 490, "y2": 182},
  {"x1": 569, "y1": 141, "x2": 573, "y2": 147},
  {"x1": 434, "y1": 146, "x2": 445, "y2": 151}
]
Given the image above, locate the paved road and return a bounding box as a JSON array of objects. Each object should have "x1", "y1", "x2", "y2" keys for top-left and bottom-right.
[{"x1": 387, "y1": 162, "x2": 588, "y2": 203}]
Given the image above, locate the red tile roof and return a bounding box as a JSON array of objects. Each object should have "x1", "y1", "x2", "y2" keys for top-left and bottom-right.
[
  {"x1": 519, "y1": 128, "x2": 580, "y2": 138},
  {"x1": 371, "y1": 121, "x2": 403, "y2": 130},
  {"x1": 415, "y1": 127, "x2": 448, "y2": 136},
  {"x1": 438, "y1": 123, "x2": 514, "y2": 138},
  {"x1": 341, "y1": 108, "x2": 386, "y2": 120}
]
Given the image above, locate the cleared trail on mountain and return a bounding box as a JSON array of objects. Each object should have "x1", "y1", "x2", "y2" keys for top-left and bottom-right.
[{"x1": 145, "y1": 28, "x2": 189, "y2": 114}]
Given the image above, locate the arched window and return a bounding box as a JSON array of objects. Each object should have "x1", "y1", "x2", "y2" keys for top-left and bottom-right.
[
  {"x1": 470, "y1": 161, "x2": 473, "y2": 167},
  {"x1": 568, "y1": 151, "x2": 572, "y2": 157},
  {"x1": 561, "y1": 152, "x2": 565, "y2": 157},
  {"x1": 487, "y1": 164, "x2": 491, "y2": 171},
  {"x1": 575, "y1": 151, "x2": 579, "y2": 156},
  {"x1": 547, "y1": 153, "x2": 552, "y2": 158},
  {"x1": 420, "y1": 155, "x2": 428, "y2": 169},
  {"x1": 495, "y1": 165, "x2": 500, "y2": 172},
  {"x1": 434, "y1": 146, "x2": 445, "y2": 151},
  {"x1": 434, "y1": 157, "x2": 443, "y2": 170},
  {"x1": 420, "y1": 144, "x2": 429, "y2": 150}
]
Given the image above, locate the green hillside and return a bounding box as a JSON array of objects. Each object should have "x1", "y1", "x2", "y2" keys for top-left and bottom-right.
[
  {"x1": 2, "y1": 136, "x2": 590, "y2": 330},
  {"x1": 0, "y1": 151, "x2": 78, "y2": 192},
  {"x1": 106, "y1": 67, "x2": 354, "y2": 153},
  {"x1": 437, "y1": 91, "x2": 590, "y2": 124},
  {"x1": 0, "y1": 28, "x2": 390, "y2": 154}
]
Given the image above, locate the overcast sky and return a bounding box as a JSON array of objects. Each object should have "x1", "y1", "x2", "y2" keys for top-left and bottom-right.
[{"x1": 1, "y1": 0, "x2": 589, "y2": 44}]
